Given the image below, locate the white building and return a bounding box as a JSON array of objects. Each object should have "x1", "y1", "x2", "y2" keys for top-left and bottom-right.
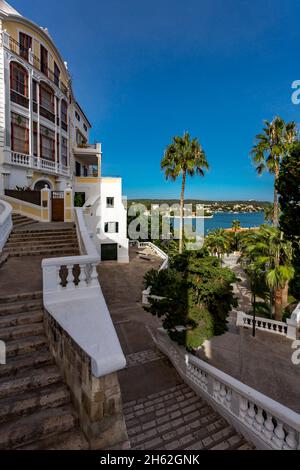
[{"x1": 0, "y1": 0, "x2": 129, "y2": 262}]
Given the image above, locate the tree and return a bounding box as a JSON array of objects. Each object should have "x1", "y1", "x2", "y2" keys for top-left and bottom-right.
[
  {"x1": 250, "y1": 116, "x2": 297, "y2": 227},
  {"x1": 264, "y1": 204, "x2": 274, "y2": 224},
  {"x1": 277, "y1": 141, "x2": 300, "y2": 301},
  {"x1": 231, "y1": 220, "x2": 241, "y2": 231},
  {"x1": 204, "y1": 228, "x2": 231, "y2": 259},
  {"x1": 144, "y1": 250, "x2": 237, "y2": 350},
  {"x1": 161, "y1": 132, "x2": 209, "y2": 254},
  {"x1": 239, "y1": 225, "x2": 295, "y2": 320}
]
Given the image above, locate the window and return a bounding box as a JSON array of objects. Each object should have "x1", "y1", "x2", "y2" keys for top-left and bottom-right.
[
  {"x1": 33, "y1": 121, "x2": 38, "y2": 156},
  {"x1": 75, "y1": 162, "x2": 81, "y2": 177},
  {"x1": 32, "y1": 80, "x2": 38, "y2": 112},
  {"x1": 62, "y1": 137, "x2": 68, "y2": 166},
  {"x1": 83, "y1": 123, "x2": 88, "y2": 132},
  {"x1": 40, "y1": 82, "x2": 54, "y2": 112},
  {"x1": 61, "y1": 99, "x2": 68, "y2": 131},
  {"x1": 40, "y1": 45, "x2": 48, "y2": 75},
  {"x1": 40, "y1": 125, "x2": 55, "y2": 160},
  {"x1": 54, "y1": 62, "x2": 60, "y2": 87},
  {"x1": 104, "y1": 222, "x2": 119, "y2": 233},
  {"x1": 106, "y1": 197, "x2": 114, "y2": 208},
  {"x1": 56, "y1": 133, "x2": 60, "y2": 162},
  {"x1": 19, "y1": 32, "x2": 32, "y2": 61},
  {"x1": 75, "y1": 111, "x2": 80, "y2": 121},
  {"x1": 10, "y1": 62, "x2": 28, "y2": 107},
  {"x1": 11, "y1": 113, "x2": 29, "y2": 154}
]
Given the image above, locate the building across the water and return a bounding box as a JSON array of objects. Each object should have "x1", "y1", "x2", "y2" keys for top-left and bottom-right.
[{"x1": 0, "y1": 0, "x2": 128, "y2": 262}]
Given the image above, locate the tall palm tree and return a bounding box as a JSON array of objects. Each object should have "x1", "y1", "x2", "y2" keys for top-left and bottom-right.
[
  {"x1": 250, "y1": 116, "x2": 297, "y2": 227},
  {"x1": 231, "y1": 220, "x2": 241, "y2": 231},
  {"x1": 205, "y1": 229, "x2": 230, "y2": 260},
  {"x1": 264, "y1": 204, "x2": 274, "y2": 224},
  {"x1": 239, "y1": 225, "x2": 295, "y2": 320},
  {"x1": 161, "y1": 132, "x2": 209, "y2": 254}
]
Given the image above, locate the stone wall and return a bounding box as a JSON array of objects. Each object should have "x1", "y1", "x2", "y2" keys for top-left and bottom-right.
[{"x1": 43, "y1": 308, "x2": 129, "y2": 449}]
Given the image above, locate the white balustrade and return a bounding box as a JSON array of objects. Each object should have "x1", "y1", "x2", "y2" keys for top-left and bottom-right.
[
  {"x1": 0, "y1": 199, "x2": 13, "y2": 252},
  {"x1": 154, "y1": 328, "x2": 300, "y2": 450},
  {"x1": 236, "y1": 311, "x2": 297, "y2": 340},
  {"x1": 9, "y1": 151, "x2": 69, "y2": 177}
]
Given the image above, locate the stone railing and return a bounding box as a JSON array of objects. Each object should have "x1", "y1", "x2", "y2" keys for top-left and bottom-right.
[
  {"x1": 132, "y1": 241, "x2": 169, "y2": 304},
  {"x1": 237, "y1": 311, "x2": 298, "y2": 340},
  {"x1": 42, "y1": 207, "x2": 128, "y2": 448},
  {"x1": 8, "y1": 151, "x2": 69, "y2": 177},
  {"x1": 0, "y1": 199, "x2": 12, "y2": 252},
  {"x1": 154, "y1": 328, "x2": 300, "y2": 450}
]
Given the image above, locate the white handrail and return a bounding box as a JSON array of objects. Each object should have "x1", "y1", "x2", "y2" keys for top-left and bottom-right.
[
  {"x1": 154, "y1": 328, "x2": 300, "y2": 450},
  {"x1": 0, "y1": 199, "x2": 13, "y2": 252},
  {"x1": 237, "y1": 311, "x2": 298, "y2": 340},
  {"x1": 42, "y1": 207, "x2": 126, "y2": 377}
]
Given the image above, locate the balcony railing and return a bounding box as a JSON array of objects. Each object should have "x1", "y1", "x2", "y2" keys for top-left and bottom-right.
[
  {"x1": 10, "y1": 90, "x2": 29, "y2": 109},
  {"x1": 5, "y1": 35, "x2": 68, "y2": 96},
  {"x1": 8, "y1": 151, "x2": 69, "y2": 177},
  {"x1": 39, "y1": 105, "x2": 55, "y2": 123},
  {"x1": 61, "y1": 121, "x2": 68, "y2": 132}
]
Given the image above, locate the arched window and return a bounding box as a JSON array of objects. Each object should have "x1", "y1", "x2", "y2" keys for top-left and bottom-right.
[
  {"x1": 40, "y1": 82, "x2": 55, "y2": 122},
  {"x1": 10, "y1": 62, "x2": 29, "y2": 108}
]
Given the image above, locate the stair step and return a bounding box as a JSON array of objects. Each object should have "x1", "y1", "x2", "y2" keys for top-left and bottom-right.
[
  {"x1": 6, "y1": 237, "x2": 78, "y2": 247},
  {"x1": 5, "y1": 249, "x2": 79, "y2": 258},
  {"x1": 6, "y1": 335, "x2": 47, "y2": 358},
  {"x1": 0, "y1": 291, "x2": 42, "y2": 305},
  {"x1": 0, "y1": 322, "x2": 44, "y2": 342},
  {"x1": 0, "y1": 383, "x2": 70, "y2": 423},
  {"x1": 0, "y1": 365, "x2": 62, "y2": 399},
  {"x1": 13, "y1": 221, "x2": 39, "y2": 228},
  {"x1": 0, "y1": 405, "x2": 76, "y2": 449},
  {"x1": 0, "y1": 300, "x2": 43, "y2": 316},
  {"x1": 0, "y1": 253, "x2": 9, "y2": 268},
  {"x1": 9, "y1": 230, "x2": 76, "y2": 237},
  {"x1": 21, "y1": 429, "x2": 89, "y2": 450},
  {"x1": 0, "y1": 349, "x2": 53, "y2": 378},
  {"x1": 12, "y1": 227, "x2": 76, "y2": 235},
  {"x1": 0, "y1": 310, "x2": 43, "y2": 329},
  {"x1": 4, "y1": 242, "x2": 78, "y2": 252}
]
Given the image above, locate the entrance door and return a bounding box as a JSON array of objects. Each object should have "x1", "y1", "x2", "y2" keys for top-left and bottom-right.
[
  {"x1": 101, "y1": 243, "x2": 118, "y2": 261},
  {"x1": 52, "y1": 191, "x2": 64, "y2": 221}
]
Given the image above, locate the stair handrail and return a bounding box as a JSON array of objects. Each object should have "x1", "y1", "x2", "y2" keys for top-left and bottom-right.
[{"x1": 0, "y1": 199, "x2": 13, "y2": 253}]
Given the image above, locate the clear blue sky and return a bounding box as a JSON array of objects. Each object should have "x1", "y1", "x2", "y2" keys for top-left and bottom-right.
[{"x1": 11, "y1": 0, "x2": 300, "y2": 200}]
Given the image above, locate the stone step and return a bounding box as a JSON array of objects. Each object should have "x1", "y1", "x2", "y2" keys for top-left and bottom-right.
[
  {"x1": 0, "y1": 299, "x2": 43, "y2": 316},
  {"x1": 6, "y1": 335, "x2": 47, "y2": 358},
  {"x1": 0, "y1": 322, "x2": 44, "y2": 342},
  {"x1": 0, "y1": 291, "x2": 42, "y2": 305},
  {"x1": 21, "y1": 429, "x2": 89, "y2": 450},
  {"x1": 0, "y1": 349, "x2": 54, "y2": 378},
  {"x1": 0, "y1": 383, "x2": 70, "y2": 424},
  {"x1": 4, "y1": 240, "x2": 78, "y2": 251},
  {"x1": 0, "y1": 365, "x2": 63, "y2": 399},
  {"x1": 5, "y1": 248, "x2": 79, "y2": 258},
  {"x1": 0, "y1": 310, "x2": 43, "y2": 329},
  {"x1": 6, "y1": 236, "x2": 78, "y2": 247},
  {"x1": 9, "y1": 229, "x2": 76, "y2": 238},
  {"x1": 12, "y1": 227, "x2": 76, "y2": 235},
  {"x1": 0, "y1": 405, "x2": 77, "y2": 449},
  {"x1": 13, "y1": 221, "x2": 39, "y2": 228}
]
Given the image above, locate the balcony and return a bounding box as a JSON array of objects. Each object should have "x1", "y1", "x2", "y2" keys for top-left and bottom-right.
[
  {"x1": 3, "y1": 34, "x2": 68, "y2": 96},
  {"x1": 10, "y1": 90, "x2": 29, "y2": 109},
  {"x1": 5, "y1": 150, "x2": 70, "y2": 177},
  {"x1": 39, "y1": 105, "x2": 55, "y2": 123}
]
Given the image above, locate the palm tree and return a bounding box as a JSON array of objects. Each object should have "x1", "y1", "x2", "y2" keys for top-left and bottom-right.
[
  {"x1": 231, "y1": 220, "x2": 241, "y2": 251},
  {"x1": 264, "y1": 204, "x2": 274, "y2": 224},
  {"x1": 161, "y1": 132, "x2": 209, "y2": 254},
  {"x1": 250, "y1": 117, "x2": 297, "y2": 227},
  {"x1": 205, "y1": 229, "x2": 230, "y2": 260},
  {"x1": 239, "y1": 225, "x2": 295, "y2": 320}
]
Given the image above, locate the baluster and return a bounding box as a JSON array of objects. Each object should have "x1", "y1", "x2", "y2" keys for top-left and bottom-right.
[
  {"x1": 56, "y1": 266, "x2": 62, "y2": 291},
  {"x1": 262, "y1": 412, "x2": 274, "y2": 441},
  {"x1": 213, "y1": 379, "x2": 221, "y2": 401},
  {"x1": 66, "y1": 264, "x2": 74, "y2": 289},
  {"x1": 239, "y1": 396, "x2": 248, "y2": 421},
  {"x1": 271, "y1": 420, "x2": 285, "y2": 449},
  {"x1": 283, "y1": 428, "x2": 298, "y2": 450},
  {"x1": 245, "y1": 402, "x2": 256, "y2": 426},
  {"x1": 253, "y1": 407, "x2": 264, "y2": 433},
  {"x1": 219, "y1": 384, "x2": 227, "y2": 404},
  {"x1": 78, "y1": 264, "x2": 87, "y2": 288},
  {"x1": 90, "y1": 262, "x2": 98, "y2": 287},
  {"x1": 225, "y1": 388, "x2": 232, "y2": 409}
]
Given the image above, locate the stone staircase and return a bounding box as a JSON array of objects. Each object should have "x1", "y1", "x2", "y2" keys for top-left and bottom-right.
[
  {"x1": 3, "y1": 219, "x2": 80, "y2": 258},
  {"x1": 124, "y1": 383, "x2": 253, "y2": 450},
  {"x1": 0, "y1": 291, "x2": 89, "y2": 449},
  {"x1": 11, "y1": 213, "x2": 39, "y2": 229}
]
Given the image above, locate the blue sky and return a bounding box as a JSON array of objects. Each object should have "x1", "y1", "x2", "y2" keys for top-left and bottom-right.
[{"x1": 12, "y1": 0, "x2": 300, "y2": 200}]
